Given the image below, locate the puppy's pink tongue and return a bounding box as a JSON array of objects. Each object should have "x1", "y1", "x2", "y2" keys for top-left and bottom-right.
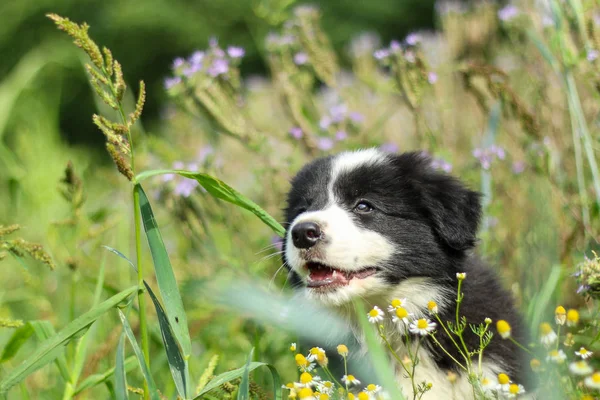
[{"x1": 307, "y1": 268, "x2": 349, "y2": 287}]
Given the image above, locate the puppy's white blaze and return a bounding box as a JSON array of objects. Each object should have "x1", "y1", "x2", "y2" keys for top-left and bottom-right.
[
  {"x1": 328, "y1": 149, "x2": 387, "y2": 199},
  {"x1": 286, "y1": 205, "x2": 395, "y2": 274}
]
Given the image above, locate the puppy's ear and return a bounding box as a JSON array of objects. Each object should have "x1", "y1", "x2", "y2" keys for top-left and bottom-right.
[{"x1": 420, "y1": 166, "x2": 482, "y2": 251}]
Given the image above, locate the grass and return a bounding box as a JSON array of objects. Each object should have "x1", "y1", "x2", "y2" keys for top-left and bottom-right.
[{"x1": 1, "y1": 1, "x2": 600, "y2": 399}]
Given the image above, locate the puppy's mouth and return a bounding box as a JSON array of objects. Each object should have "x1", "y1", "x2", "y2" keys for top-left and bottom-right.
[{"x1": 305, "y1": 261, "x2": 378, "y2": 291}]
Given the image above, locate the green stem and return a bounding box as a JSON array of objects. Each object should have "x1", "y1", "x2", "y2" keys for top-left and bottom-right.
[
  {"x1": 434, "y1": 314, "x2": 470, "y2": 367},
  {"x1": 428, "y1": 334, "x2": 467, "y2": 372},
  {"x1": 508, "y1": 337, "x2": 534, "y2": 356}
]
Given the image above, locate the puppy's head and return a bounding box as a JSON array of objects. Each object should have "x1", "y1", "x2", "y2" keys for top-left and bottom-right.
[{"x1": 283, "y1": 149, "x2": 481, "y2": 305}]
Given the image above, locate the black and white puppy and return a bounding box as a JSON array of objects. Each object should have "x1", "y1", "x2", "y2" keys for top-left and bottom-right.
[{"x1": 283, "y1": 149, "x2": 528, "y2": 398}]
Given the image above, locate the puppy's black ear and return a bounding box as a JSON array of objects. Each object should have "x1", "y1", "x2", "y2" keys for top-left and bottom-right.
[{"x1": 420, "y1": 165, "x2": 482, "y2": 251}]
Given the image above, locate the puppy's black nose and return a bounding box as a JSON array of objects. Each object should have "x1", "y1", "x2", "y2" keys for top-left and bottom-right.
[{"x1": 291, "y1": 222, "x2": 321, "y2": 249}]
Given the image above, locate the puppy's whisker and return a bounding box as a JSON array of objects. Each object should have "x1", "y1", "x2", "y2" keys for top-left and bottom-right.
[{"x1": 269, "y1": 262, "x2": 289, "y2": 289}]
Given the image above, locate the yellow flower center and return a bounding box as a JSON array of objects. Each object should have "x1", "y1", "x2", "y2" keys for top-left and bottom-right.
[
  {"x1": 593, "y1": 372, "x2": 600, "y2": 383},
  {"x1": 348, "y1": 394, "x2": 355, "y2": 400},
  {"x1": 427, "y1": 301, "x2": 437, "y2": 311},
  {"x1": 396, "y1": 307, "x2": 408, "y2": 319},
  {"x1": 369, "y1": 309, "x2": 379, "y2": 318},
  {"x1": 295, "y1": 354, "x2": 308, "y2": 367},
  {"x1": 298, "y1": 387, "x2": 314, "y2": 399},
  {"x1": 337, "y1": 344, "x2": 348, "y2": 356},
  {"x1": 417, "y1": 319, "x2": 428, "y2": 329},
  {"x1": 579, "y1": 348, "x2": 588, "y2": 355},
  {"x1": 481, "y1": 378, "x2": 489, "y2": 386},
  {"x1": 391, "y1": 299, "x2": 402, "y2": 308},
  {"x1": 555, "y1": 306, "x2": 566, "y2": 315},
  {"x1": 367, "y1": 384, "x2": 376, "y2": 392},
  {"x1": 346, "y1": 375, "x2": 355, "y2": 382},
  {"x1": 319, "y1": 394, "x2": 329, "y2": 400},
  {"x1": 300, "y1": 372, "x2": 312, "y2": 384},
  {"x1": 323, "y1": 381, "x2": 333, "y2": 388},
  {"x1": 540, "y1": 322, "x2": 553, "y2": 335},
  {"x1": 358, "y1": 392, "x2": 369, "y2": 400},
  {"x1": 286, "y1": 383, "x2": 295, "y2": 389},
  {"x1": 549, "y1": 350, "x2": 558, "y2": 357},
  {"x1": 567, "y1": 309, "x2": 579, "y2": 322},
  {"x1": 496, "y1": 320, "x2": 511, "y2": 334},
  {"x1": 498, "y1": 373, "x2": 510, "y2": 385},
  {"x1": 509, "y1": 384, "x2": 519, "y2": 394}
]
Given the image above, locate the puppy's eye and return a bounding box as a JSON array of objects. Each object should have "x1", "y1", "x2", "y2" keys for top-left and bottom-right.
[{"x1": 354, "y1": 201, "x2": 374, "y2": 213}]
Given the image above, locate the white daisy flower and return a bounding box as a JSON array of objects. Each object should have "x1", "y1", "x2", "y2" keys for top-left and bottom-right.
[
  {"x1": 569, "y1": 360, "x2": 593, "y2": 376},
  {"x1": 505, "y1": 383, "x2": 525, "y2": 398},
  {"x1": 456, "y1": 272, "x2": 466, "y2": 280},
  {"x1": 480, "y1": 376, "x2": 497, "y2": 394},
  {"x1": 546, "y1": 349, "x2": 567, "y2": 364},
  {"x1": 316, "y1": 381, "x2": 335, "y2": 395},
  {"x1": 290, "y1": 343, "x2": 297, "y2": 352},
  {"x1": 387, "y1": 298, "x2": 407, "y2": 312},
  {"x1": 576, "y1": 347, "x2": 593, "y2": 359},
  {"x1": 391, "y1": 307, "x2": 412, "y2": 325},
  {"x1": 408, "y1": 318, "x2": 436, "y2": 336},
  {"x1": 584, "y1": 372, "x2": 600, "y2": 389},
  {"x1": 296, "y1": 387, "x2": 316, "y2": 399},
  {"x1": 539, "y1": 323, "x2": 557, "y2": 346},
  {"x1": 342, "y1": 374, "x2": 361, "y2": 386},
  {"x1": 496, "y1": 373, "x2": 511, "y2": 392},
  {"x1": 297, "y1": 372, "x2": 321, "y2": 388},
  {"x1": 364, "y1": 383, "x2": 382, "y2": 394},
  {"x1": 367, "y1": 306, "x2": 385, "y2": 324}
]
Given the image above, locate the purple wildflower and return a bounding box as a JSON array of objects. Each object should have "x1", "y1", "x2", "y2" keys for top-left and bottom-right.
[
  {"x1": 172, "y1": 57, "x2": 185, "y2": 69},
  {"x1": 317, "y1": 137, "x2": 334, "y2": 151},
  {"x1": 587, "y1": 49, "x2": 599, "y2": 62},
  {"x1": 390, "y1": 40, "x2": 402, "y2": 52},
  {"x1": 227, "y1": 46, "x2": 245, "y2": 58},
  {"x1": 174, "y1": 179, "x2": 199, "y2": 197},
  {"x1": 335, "y1": 131, "x2": 348, "y2": 141},
  {"x1": 164, "y1": 76, "x2": 182, "y2": 90},
  {"x1": 404, "y1": 50, "x2": 416, "y2": 63},
  {"x1": 380, "y1": 142, "x2": 399, "y2": 153},
  {"x1": 271, "y1": 235, "x2": 284, "y2": 252},
  {"x1": 183, "y1": 63, "x2": 202, "y2": 77},
  {"x1": 512, "y1": 161, "x2": 525, "y2": 174},
  {"x1": 349, "y1": 112, "x2": 365, "y2": 123},
  {"x1": 294, "y1": 52, "x2": 309, "y2": 65},
  {"x1": 473, "y1": 145, "x2": 506, "y2": 170},
  {"x1": 319, "y1": 116, "x2": 332, "y2": 130},
  {"x1": 405, "y1": 33, "x2": 421, "y2": 46},
  {"x1": 189, "y1": 51, "x2": 205, "y2": 65},
  {"x1": 428, "y1": 72, "x2": 438, "y2": 84},
  {"x1": 329, "y1": 104, "x2": 348, "y2": 123},
  {"x1": 289, "y1": 127, "x2": 303, "y2": 139},
  {"x1": 374, "y1": 49, "x2": 390, "y2": 60},
  {"x1": 498, "y1": 5, "x2": 519, "y2": 22},
  {"x1": 207, "y1": 59, "x2": 229, "y2": 77},
  {"x1": 431, "y1": 158, "x2": 452, "y2": 173}
]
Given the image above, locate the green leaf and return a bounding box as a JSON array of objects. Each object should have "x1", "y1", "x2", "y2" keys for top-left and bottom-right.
[
  {"x1": 135, "y1": 170, "x2": 285, "y2": 237},
  {"x1": 135, "y1": 184, "x2": 192, "y2": 362},
  {"x1": 237, "y1": 348, "x2": 254, "y2": 400},
  {"x1": 194, "y1": 362, "x2": 281, "y2": 400},
  {"x1": 354, "y1": 300, "x2": 406, "y2": 400},
  {"x1": 74, "y1": 356, "x2": 136, "y2": 396},
  {"x1": 0, "y1": 286, "x2": 137, "y2": 395},
  {"x1": 0, "y1": 324, "x2": 34, "y2": 363},
  {"x1": 527, "y1": 264, "x2": 562, "y2": 336},
  {"x1": 29, "y1": 321, "x2": 70, "y2": 383},
  {"x1": 117, "y1": 309, "x2": 161, "y2": 400},
  {"x1": 144, "y1": 281, "x2": 190, "y2": 398},
  {"x1": 114, "y1": 331, "x2": 129, "y2": 400}
]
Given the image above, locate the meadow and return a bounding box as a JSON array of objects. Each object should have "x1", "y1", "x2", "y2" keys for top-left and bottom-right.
[{"x1": 1, "y1": 0, "x2": 600, "y2": 399}]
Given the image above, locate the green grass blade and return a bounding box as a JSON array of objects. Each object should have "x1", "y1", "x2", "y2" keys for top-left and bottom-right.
[
  {"x1": 117, "y1": 309, "x2": 161, "y2": 400},
  {"x1": 114, "y1": 331, "x2": 129, "y2": 400},
  {"x1": 354, "y1": 300, "x2": 406, "y2": 400},
  {"x1": 194, "y1": 362, "x2": 281, "y2": 400},
  {"x1": 144, "y1": 281, "x2": 189, "y2": 398},
  {"x1": 527, "y1": 264, "x2": 562, "y2": 335},
  {"x1": 135, "y1": 170, "x2": 285, "y2": 236},
  {"x1": 30, "y1": 321, "x2": 70, "y2": 383},
  {"x1": 0, "y1": 286, "x2": 137, "y2": 395},
  {"x1": 0, "y1": 324, "x2": 34, "y2": 363},
  {"x1": 135, "y1": 184, "x2": 192, "y2": 363},
  {"x1": 237, "y1": 348, "x2": 254, "y2": 400},
  {"x1": 74, "y1": 356, "x2": 136, "y2": 396}
]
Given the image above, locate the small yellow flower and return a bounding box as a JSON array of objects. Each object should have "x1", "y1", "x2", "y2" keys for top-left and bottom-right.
[
  {"x1": 387, "y1": 298, "x2": 407, "y2": 313},
  {"x1": 347, "y1": 394, "x2": 355, "y2": 400},
  {"x1": 318, "y1": 394, "x2": 329, "y2": 400},
  {"x1": 547, "y1": 349, "x2": 567, "y2": 364},
  {"x1": 337, "y1": 344, "x2": 349, "y2": 357},
  {"x1": 554, "y1": 306, "x2": 566, "y2": 325},
  {"x1": 576, "y1": 347, "x2": 593, "y2": 359},
  {"x1": 342, "y1": 375, "x2": 361, "y2": 386},
  {"x1": 496, "y1": 320, "x2": 511, "y2": 339},
  {"x1": 295, "y1": 354, "x2": 315, "y2": 372},
  {"x1": 484, "y1": 317, "x2": 492, "y2": 325},
  {"x1": 530, "y1": 359, "x2": 541, "y2": 372},
  {"x1": 308, "y1": 347, "x2": 328, "y2": 367},
  {"x1": 357, "y1": 393, "x2": 369, "y2": 400},
  {"x1": 582, "y1": 395, "x2": 595, "y2": 400},
  {"x1": 497, "y1": 373, "x2": 511, "y2": 391},
  {"x1": 507, "y1": 383, "x2": 525, "y2": 398},
  {"x1": 566, "y1": 309, "x2": 579, "y2": 327},
  {"x1": 447, "y1": 371, "x2": 457, "y2": 383},
  {"x1": 290, "y1": 343, "x2": 297, "y2": 352},
  {"x1": 456, "y1": 272, "x2": 466, "y2": 280},
  {"x1": 392, "y1": 307, "x2": 411, "y2": 324},
  {"x1": 409, "y1": 318, "x2": 436, "y2": 335},
  {"x1": 584, "y1": 371, "x2": 600, "y2": 389},
  {"x1": 569, "y1": 360, "x2": 593, "y2": 376},
  {"x1": 427, "y1": 300, "x2": 438, "y2": 314},
  {"x1": 539, "y1": 322, "x2": 558, "y2": 346},
  {"x1": 298, "y1": 387, "x2": 314, "y2": 399}
]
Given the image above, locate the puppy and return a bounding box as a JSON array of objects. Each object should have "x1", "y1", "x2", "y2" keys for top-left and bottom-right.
[{"x1": 283, "y1": 149, "x2": 529, "y2": 399}]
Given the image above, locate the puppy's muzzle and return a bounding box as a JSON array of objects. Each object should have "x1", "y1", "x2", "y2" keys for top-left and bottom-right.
[{"x1": 291, "y1": 221, "x2": 322, "y2": 249}]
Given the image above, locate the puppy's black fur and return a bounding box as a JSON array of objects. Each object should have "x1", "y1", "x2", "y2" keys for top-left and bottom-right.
[{"x1": 283, "y1": 151, "x2": 529, "y2": 382}]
